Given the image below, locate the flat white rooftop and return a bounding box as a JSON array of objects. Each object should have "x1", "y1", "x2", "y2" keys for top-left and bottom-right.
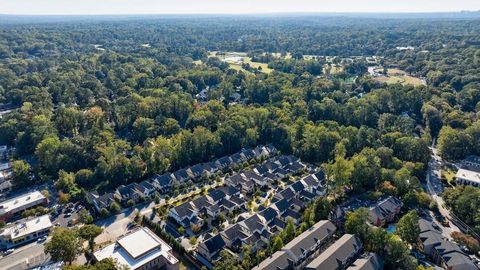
[
  {"x1": 456, "y1": 169, "x2": 480, "y2": 184},
  {"x1": 94, "y1": 227, "x2": 178, "y2": 270},
  {"x1": 0, "y1": 214, "x2": 52, "y2": 240},
  {"x1": 0, "y1": 191, "x2": 46, "y2": 215}
]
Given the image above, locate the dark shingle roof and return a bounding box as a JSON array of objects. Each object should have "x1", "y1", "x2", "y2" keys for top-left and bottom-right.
[{"x1": 202, "y1": 234, "x2": 226, "y2": 255}]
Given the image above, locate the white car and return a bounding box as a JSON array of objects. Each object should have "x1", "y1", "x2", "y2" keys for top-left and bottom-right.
[
  {"x1": 37, "y1": 236, "x2": 48, "y2": 243},
  {"x1": 3, "y1": 249, "x2": 14, "y2": 256}
]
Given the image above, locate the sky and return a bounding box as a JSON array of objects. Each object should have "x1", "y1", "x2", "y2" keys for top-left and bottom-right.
[{"x1": 0, "y1": 0, "x2": 479, "y2": 15}]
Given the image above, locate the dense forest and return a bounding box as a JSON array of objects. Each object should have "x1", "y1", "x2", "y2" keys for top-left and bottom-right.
[{"x1": 1, "y1": 15, "x2": 480, "y2": 269}]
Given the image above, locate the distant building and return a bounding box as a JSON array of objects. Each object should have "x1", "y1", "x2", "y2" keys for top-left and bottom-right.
[
  {"x1": 0, "y1": 191, "x2": 47, "y2": 221},
  {"x1": 93, "y1": 227, "x2": 179, "y2": 270},
  {"x1": 0, "y1": 214, "x2": 52, "y2": 249},
  {"x1": 455, "y1": 168, "x2": 480, "y2": 187}
]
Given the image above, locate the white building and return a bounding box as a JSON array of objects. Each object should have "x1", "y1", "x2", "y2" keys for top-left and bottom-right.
[
  {"x1": 0, "y1": 191, "x2": 47, "y2": 220},
  {"x1": 0, "y1": 214, "x2": 52, "y2": 249},
  {"x1": 455, "y1": 169, "x2": 480, "y2": 187},
  {"x1": 93, "y1": 227, "x2": 179, "y2": 270}
]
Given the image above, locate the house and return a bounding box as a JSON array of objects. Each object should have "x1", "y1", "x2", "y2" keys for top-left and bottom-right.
[
  {"x1": 203, "y1": 162, "x2": 219, "y2": 175},
  {"x1": 239, "y1": 214, "x2": 268, "y2": 235},
  {"x1": 0, "y1": 214, "x2": 52, "y2": 250},
  {"x1": 0, "y1": 191, "x2": 47, "y2": 221},
  {"x1": 241, "y1": 148, "x2": 257, "y2": 161},
  {"x1": 305, "y1": 234, "x2": 362, "y2": 270},
  {"x1": 115, "y1": 183, "x2": 145, "y2": 204},
  {"x1": 198, "y1": 234, "x2": 226, "y2": 261},
  {"x1": 88, "y1": 192, "x2": 115, "y2": 212},
  {"x1": 285, "y1": 161, "x2": 305, "y2": 174},
  {"x1": 271, "y1": 199, "x2": 289, "y2": 215},
  {"x1": 215, "y1": 156, "x2": 233, "y2": 171},
  {"x1": 230, "y1": 153, "x2": 247, "y2": 165},
  {"x1": 152, "y1": 174, "x2": 177, "y2": 193},
  {"x1": 93, "y1": 227, "x2": 179, "y2": 270},
  {"x1": 252, "y1": 220, "x2": 336, "y2": 270},
  {"x1": 221, "y1": 224, "x2": 249, "y2": 250},
  {"x1": 168, "y1": 202, "x2": 198, "y2": 227},
  {"x1": 243, "y1": 170, "x2": 268, "y2": 188},
  {"x1": 347, "y1": 253, "x2": 383, "y2": 270},
  {"x1": 139, "y1": 180, "x2": 156, "y2": 197},
  {"x1": 455, "y1": 168, "x2": 480, "y2": 187},
  {"x1": 253, "y1": 145, "x2": 270, "y2": 159},
  {"x1": 173, "y1": 169, "x2": 190, "y2": 183},
  {"x1": 188, "y1": 164, "x2": 208, "y2": 180},
  {"x1": 368, "y1": 196, "x2": 403, "y2": 226}
]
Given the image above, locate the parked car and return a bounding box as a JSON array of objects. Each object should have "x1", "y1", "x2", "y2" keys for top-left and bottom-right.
[
  {"x1": 3, "y1": 249, "x2": 14, "y2": 256},
  {"x1": 37, "y1": 236, "x2": 48, "y2": 243}
]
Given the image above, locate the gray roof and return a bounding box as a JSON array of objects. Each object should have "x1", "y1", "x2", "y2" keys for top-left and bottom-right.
[
  {"x1": 369, "y1": 196, "x2": 402, "y2": 222},
  {"x1": 201, "y1": 234, "x2": 226, "y2": 256},
  {"x1": 252, "y1": 251, "x2": 293, "y2": 270},
  {"x1": 305, "y1": 234, "x2": 362, "y2": 270},
  {"x1": 347, "y1": 253, "x2": 383, "y2": 270},
  {"x1": 283, "y1": 220, "x2": 336, "y2": 259},
  {"x1": 172, "y1": 202, "x2": 196, "y2": 218}
]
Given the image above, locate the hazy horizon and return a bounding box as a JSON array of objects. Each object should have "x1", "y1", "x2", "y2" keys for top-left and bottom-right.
[{"x1": 1, "y1": 0, "x2": 480, "y2": 15}]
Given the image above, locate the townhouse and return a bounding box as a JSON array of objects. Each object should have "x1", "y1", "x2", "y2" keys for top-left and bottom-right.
[
  {"x1": 305, "y1": 234, "x2": 363, "y2": 270},
  {"x1": 252, "y1": 220, "x2": 337, "y2": 270},
  {"x1": 368, "y1": 196, "x2": 403, "y2": 226},
  {"x1": 418, "y1": 218, "x2": 476, "y2": 270}
]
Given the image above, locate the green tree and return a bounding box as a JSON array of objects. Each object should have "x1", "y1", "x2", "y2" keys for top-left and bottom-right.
[
  {"x1": 44, "y1": 228, "x2": 82, "y2": 264},
  {"x1": 397, "y1": 210, "x2": 420, "y2": 245},
  {"x1": 78, "y1": 209, "x2": 94, "y2": 224},
  {"x1": 345, "y1": 208, "x2": 371, "y2": 244},
  {"x1": 78, "y1": 225, "x2": 103, "y2": 253},
  {"x1": 271, "y1": 236, "x2": 284, "y2": 252},
  {"x1": 11, "y1": 160, "x2": 31, "y2": 189}
]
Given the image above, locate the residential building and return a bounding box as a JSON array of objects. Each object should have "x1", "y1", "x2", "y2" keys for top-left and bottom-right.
[
  {"x1": 418, "y1": 218, "x2": 476, "y2": 270},
  {"x1": 455, "y1": 168, "x2": 480, "y2": 187},
  {"x1": 152, "y1": 174, "x2": 177, "y2": 193},
  {"x1": 93, "y1": 227, "x2": 179, "y2": 270},
  {"x1": 347, "y1": 253, "x2": 383, "y2": 270},
  {"x1": 87, "y1": 192, "x2": 115, "y2": 213},
  {"x1": 305, "y1": 234, "x2": 362, "y2": 270},
  {"x1": 0, "y1": 214, "x2": 52, "y2": 249},
  {"x1": 252, "y1": 220, "x2": 336, "y2": 270},
  {"x1": 168, "y1": 201, "x2": 200, "y2": 228},
  {"x1": 368, "y1": 196, "x2": 403, "y2": 226},
  {"x1": 114, "y1": 183, "x2": 145, "y2": 204},
  {"x1": 0, "y1": 191, "x2": 47, "y2": 221},
  {"x1": 197, "y1": 234, "x2": 226, "y2": 261}
]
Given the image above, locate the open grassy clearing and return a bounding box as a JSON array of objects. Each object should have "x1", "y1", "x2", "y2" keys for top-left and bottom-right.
[{"x1": 206, "y1": 51, "x2": 273, "y2": 73}]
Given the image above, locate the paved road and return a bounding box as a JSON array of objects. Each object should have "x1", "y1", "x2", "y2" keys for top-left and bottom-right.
[
  {"x1": 426, "y1": 145, "x2": 461, "y2": 238},
  {"x1": 0, "y1": 241, "x2": 49, "y2": 270}
]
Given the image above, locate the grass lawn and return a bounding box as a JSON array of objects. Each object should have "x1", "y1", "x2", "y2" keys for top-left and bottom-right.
[
  {"x1": 374, "y1": 75, "x2": 424, "y2": 86},
  {"x1": 207, "y1": 51, "x2": 272, "y2": 74}
]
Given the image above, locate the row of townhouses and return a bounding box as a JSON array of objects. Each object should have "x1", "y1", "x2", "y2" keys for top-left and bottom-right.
[
  {"x1": 252, "y1": 219, "x2": 383, "y2": 270},
  {"x1": 418, "y1": 218, "x2": 477, "y2": 270},
  {"x1": 196, "y1": 171, "x2": 326, "y2": 263},
  {"x1": 168, "y1": 186, "x2": 246, "y2": 228},
  {"x1": 88, "y1": 145, "x2": 277, "y2": 212}
]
